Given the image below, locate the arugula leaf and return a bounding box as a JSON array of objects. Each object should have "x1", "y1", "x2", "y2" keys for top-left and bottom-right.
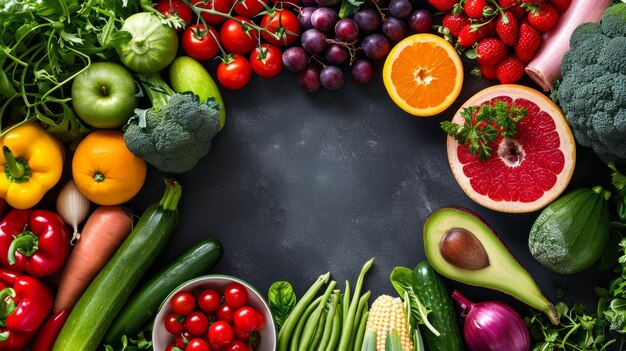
[
  {"x1": 268, "y1": 281, "x2": 297, "y2": 330},
  {"x1": 389, "y1": 267, "x2": 440, "y2": 337}
]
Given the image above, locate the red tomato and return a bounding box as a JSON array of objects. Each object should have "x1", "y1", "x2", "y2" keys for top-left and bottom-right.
[
  {"x1": 217, "y1": 55, "x2": 252, "y2": 90},
  {"x1": 187, "y1": 338, "x2": 210, "y2": 351},
  {"x1": 234, "y1": 0, "x2": 268, "y2": 17},
  {"x1": 155, "y1": 0, "x2": 193, "y2": 29},
  {"x1": 209, "y1": 321, "x2": 234, "y2": 345},
  {"x1": 216, "y1": 304, "x2": 235, "y2": 323},
  {"x1": 171, "y1": 291, "x2": 197, "y2": 315},
  {"x1": 223, "y1": 340, "x2": 252, "y2": 351},
  {"x1": 210, "y1": 341, "x2": 227, "y2": 350},
  {"x1": 198, "y1": 289, "x2": 221, "y2": 313},
  {"x1": 182, "y1": 24, "x2": 221, "y2": 61},
  {"x1": 256, "y1": 311, "x2": 266, "y2": 329},
  {"x1": 250, "y1": 44, "x2": 283, "y2": 78},
  {"x1": 233, "y1": 326, "x2": 251, "y2": 341},
  {"x1": 260, "y1": 9, "x2": 300, "y2": 46},
  {"x1": 175, "y1": 334, "x2": 188, "y2": 349},
  {"x1": 191, "y1": 0, "x2": 233, "y2": 24},
  {"x1": 270, "y1": 0, "x2": 300, "y2": 9},
  {"x1": 223, "y1": 282, "x2": 249, "y2": 308},
  {"x1": 185, "y1": 311, "x2": 210, "y2": 335},
  {"x1": 165, "y1": 344, "x2": 177, "y2": 351},
  {"x1": 220, "y1": 17, "x2": 260, "y2": 55},
  {"x1": 233, "y1": 306, "x2": 258, "y2": 332},
  {"x1": 164, "y1": 313, "x2": 185, "y2": 334}
]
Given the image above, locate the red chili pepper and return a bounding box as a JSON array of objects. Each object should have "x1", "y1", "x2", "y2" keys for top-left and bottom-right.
[
  {"x1": 0, "y1": 268, "x2": 53, "y2": 350},
  {"x1": 0, "y1": 209, "x2": 71, "y2": 277},
  {"x1": 32, "y1": 309, "x2": 68, "y2": 351}
]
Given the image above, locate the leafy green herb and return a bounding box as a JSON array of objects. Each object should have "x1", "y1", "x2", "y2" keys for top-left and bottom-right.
[
  {"x1": 268, "y1": 281, "x2": 297, "y2": 330},
  {"x1": 389, "y1": 267, "x2": 439, "y2": 337},
  {"x1": 103, "y1": 329, "x2": 153, "y2": 351},
  {"x1": 441, "y1": 101, "x2": 527, "y2": 161}
]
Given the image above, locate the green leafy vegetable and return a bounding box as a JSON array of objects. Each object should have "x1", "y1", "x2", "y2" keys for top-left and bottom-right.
[
  {"x1": 103, "y1": 329, "x2": 152, "y2": 351},
  {"x1": 389, "y1": 267, "x2": 439, "y2": 337},
  {"x1": 441, "y1": 101, "x2": 527, "y2": 161},
  {"x1": 268, "y1": 281, "x2": 297, "y2": 330}
]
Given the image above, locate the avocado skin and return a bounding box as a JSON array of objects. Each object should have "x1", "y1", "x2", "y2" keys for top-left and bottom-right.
[{"x1": 423, "y1": 206, "x2": 559, "y2": 325}]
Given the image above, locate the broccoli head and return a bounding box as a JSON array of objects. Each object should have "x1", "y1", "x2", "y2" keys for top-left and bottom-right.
[
  {"x1": 556, "y1": 3, "x2": 626, "y2": 163},
  {"x1": 124, "y1": 73, "x2": 221, "y2": 173}
]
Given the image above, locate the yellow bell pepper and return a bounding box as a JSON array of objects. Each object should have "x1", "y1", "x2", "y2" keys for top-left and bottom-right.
[{"x1": 0, "y1": 123, "x2": 64, "y2": 209}]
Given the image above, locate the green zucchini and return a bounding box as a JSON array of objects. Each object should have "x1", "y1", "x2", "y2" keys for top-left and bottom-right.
[
  {"x1": 52, "y1": 179, "x2": 182, "y2": 351},
  {"x1": 412, "y1": 261, "x2": 463, "y2": 351},
  {"x1": 104, "y1": 238, "x2": 223, "y2": 344},
  {"x1": 529, "y1": 186, "x2": 611, "y2": 274}
]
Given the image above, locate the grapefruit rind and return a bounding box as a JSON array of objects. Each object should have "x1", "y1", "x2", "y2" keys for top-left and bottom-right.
[
  {"x1": 382, "y1": 34, "x2": 464, "y2": 117},
  {"x1": 446, "y1": 84, "x2": 576, "y2": 213}
]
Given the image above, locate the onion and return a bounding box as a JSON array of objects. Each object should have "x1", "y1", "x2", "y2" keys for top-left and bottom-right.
[
  {"x1": 452, "y1": 290, "x2": 530, "y2": 351},
  {"x1": 56, "y1": 180, "x2": 91, "y2": 244}
]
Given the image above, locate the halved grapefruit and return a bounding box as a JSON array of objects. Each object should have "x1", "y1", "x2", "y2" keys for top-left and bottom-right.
[{"x1": 446, "y1": 84, "x2": 576, "y2": 213}]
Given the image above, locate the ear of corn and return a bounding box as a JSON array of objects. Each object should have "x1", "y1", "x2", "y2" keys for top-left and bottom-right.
[
  {"x1": 385, "y1": 330, "x2": 404, "y2": 351},
  {"x1": 364, "y1": 295, "x2": 413, "y2": 351}
]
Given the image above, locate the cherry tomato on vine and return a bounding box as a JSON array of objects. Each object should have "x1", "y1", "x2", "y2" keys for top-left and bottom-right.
[
  {"x1": 198, "y1": 289, "x2": 221, "y2": 313},
  {"x1": 250, "y1": 44, "x2": 283, "y2": 78},
  {"x1": 224, "y1": 340, "x2": 253, "y2": 351},
  {"x1": 187, "y1": 338, "x2": 210, "y2": 351},
  {"x1": 171, "y1": 291, "x2": 196, "y2": 315},
  {"x1": 224, "y1": 282, "x2": 249, "y2": 308},
  {"x1": 209, "y1": 321, "x2": 235, "y2": 345},
  {"x1": 155, "y1": 0, "x2": 193, "y2": 29},
  {"x1": 234, "y1": 0, "x2": 268, "y2": 17},
  {"x1": 191, "y1": 0, "x2": 233, "y2": 25},
  {"x1": 185, "y1": 311, "x2": 210, "y2": 335},
  {"x1": 217, "y1": 54, "x2": 252, "y2": 90},
  {"x1": 220, "y1": 17, "x2": 260, "y2": 55},
  {"x1": 182, "y1": 24, "x2": 221, "y2": 61},
  {"x1": 233, "y1": 306, "x2": 259, "y2": 332},
  {"x1": 270, "y1": 0, "x2": 300, "y2": 9},
  {"x1": 260, "y1": 9, "x2": 301, "y2": 46},
  {"x1": 164, "y1": 313, "x2": 185, "y2": 334}
]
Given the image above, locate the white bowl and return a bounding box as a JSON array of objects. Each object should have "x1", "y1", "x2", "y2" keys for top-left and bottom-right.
[{"x1": 152, "y1": 275, "x2": 277, "y2": 351}]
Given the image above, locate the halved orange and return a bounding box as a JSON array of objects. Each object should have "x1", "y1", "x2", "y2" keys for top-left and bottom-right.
[{"x1": 383, "y1": 34, "x2": 464, "y2": 117}]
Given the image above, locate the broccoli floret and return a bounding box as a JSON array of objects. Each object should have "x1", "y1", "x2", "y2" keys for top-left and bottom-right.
[
  {"x1": 124, "y1": 73, "x2": 221, "y2": 173},
  {"x1": 556, "y1": 3, "x2": 626, "y2": 163}
]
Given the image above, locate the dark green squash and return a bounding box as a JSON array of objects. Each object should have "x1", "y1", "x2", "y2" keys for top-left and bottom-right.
[{"x1": 529, "y1": 186, "x2": 611, "y2": 274}]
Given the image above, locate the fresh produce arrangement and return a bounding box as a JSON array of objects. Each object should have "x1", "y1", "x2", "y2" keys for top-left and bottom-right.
[{"x1": 0, "y1": 0, "x2": 624, "y2": 349}]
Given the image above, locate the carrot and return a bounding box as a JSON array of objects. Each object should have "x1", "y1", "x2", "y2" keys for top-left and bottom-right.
[{"x1": 54, "y1": 205, "x2": 133, "y2": 313}]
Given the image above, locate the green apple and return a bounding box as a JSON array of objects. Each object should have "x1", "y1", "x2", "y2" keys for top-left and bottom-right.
[{"x1": 71, "y1": 62, "x2": 137, "y2": 129}]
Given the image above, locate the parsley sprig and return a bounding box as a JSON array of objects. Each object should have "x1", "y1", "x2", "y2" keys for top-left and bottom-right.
[{"x1": 441, "y1": 101, "x2": 527, "y2": 161}]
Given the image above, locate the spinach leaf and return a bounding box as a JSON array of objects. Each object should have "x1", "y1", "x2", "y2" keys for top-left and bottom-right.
[
  {"x1": 390, "y1": 266, "x2": 440, "y2": 337},
  {"x1": 268, "y1": 281, "x2": 297, "y2": 330}
]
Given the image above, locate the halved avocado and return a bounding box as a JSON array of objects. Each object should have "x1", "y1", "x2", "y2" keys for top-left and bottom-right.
[{"x1": 423, "y1": 206, "x2": 559, "y2": 325}]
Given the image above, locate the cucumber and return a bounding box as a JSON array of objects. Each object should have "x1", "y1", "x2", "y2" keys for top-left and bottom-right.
[
  {"x1": 169, "y1": 56, "x2": 226, "y2": 131},
  {"x1": 529, "y1": 186, "x2": 611, "y2": 274},
  {"x1": 104, "y1": 238, "x2": 223, "y2": 344},
  {"x1": 412, "y1": 261, "x2": 463, "y2": 351},
  {"x1": 52, "y1": 179, "x2": 182, "y2": 351}
]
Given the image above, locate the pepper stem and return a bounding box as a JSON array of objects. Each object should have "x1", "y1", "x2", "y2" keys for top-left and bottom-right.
[
  {"x1": 2, "y1": 146, "x2": 33, "y2": 185},
  {"x1": 0, "y1": 331, "x2": 8, "y2": 342},
  {"x1": 0, "y1": 288, "x2": 16, "y2": 324},
  {"x1": 159, "y1": 178, "x2": 182, "y2": 212},
  {"x1": 451, "y1": 290, "x2": 474, "y2": 317},
  {"x1": 7, "y1": 231, "x2": 39, "y2": 265}
]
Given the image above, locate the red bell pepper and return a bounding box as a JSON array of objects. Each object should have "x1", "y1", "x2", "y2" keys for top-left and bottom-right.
[
  {"x1": 0, "y1": 268, "x2": 53, "y2": 350},
  {"x1": 0, "y1": 209, "x2": 70, "y2": 277}
]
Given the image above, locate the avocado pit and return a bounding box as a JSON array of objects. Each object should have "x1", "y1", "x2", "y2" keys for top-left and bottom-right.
[{"x1": 440, "y1": 228, "x2": 490, "y2": 270}]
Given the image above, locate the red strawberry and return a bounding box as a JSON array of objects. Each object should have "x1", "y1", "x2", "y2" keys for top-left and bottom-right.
[
  {"x1": 443, "y1": 12, "x2": 470, "y2": 38},
  {"x1": 498, "y1": 0, "x2": 526, "y2": 18},
  {"x1": 496, "y1": 11, "x2": 519, "y2": 46},
  {"x1": 549, "y1": 0, "x2": 570, "y2": 13},
  {"x1": 495, "y1": 56, "x2": 525, "y2": 83},
  {"x1": 514, "y1": 22, "x2": 541, "y2": 62},
  {"x1": 480, "y1": 64, "x2": 497, "y2": 80},
  {"x1": 476, "y1": 38, "x2": 508, "y2": 66},
  {"x1": 426, "y1": 0, "x2": 457, "y2": 11},
  {"x1": 464, "y1": 0, "x2": 489, "y2": 19},
  {"x1": 457, "y1": 25, "x2": 489, "y2": 47},
  {"x1": 527, "y1": 3, "x2": 558, "y2": 32}
]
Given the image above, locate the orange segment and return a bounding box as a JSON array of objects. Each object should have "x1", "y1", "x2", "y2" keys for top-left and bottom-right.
[{"x1": 383, "y1": 34, "x2": 464, "y2": 117}]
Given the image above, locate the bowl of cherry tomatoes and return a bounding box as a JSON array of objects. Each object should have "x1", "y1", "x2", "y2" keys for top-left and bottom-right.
[{"x1": 153, "y1": 275, "x2": 276, "y2": 351}]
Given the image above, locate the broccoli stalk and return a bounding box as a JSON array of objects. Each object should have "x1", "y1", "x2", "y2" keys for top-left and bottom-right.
[{"x1": 123, "y1": 72, "x2": 221, "y2": 173}]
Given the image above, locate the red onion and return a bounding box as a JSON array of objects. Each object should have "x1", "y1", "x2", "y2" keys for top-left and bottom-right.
[{"x1": 452, "y1": 290, "x2": 530, "y2": 351}]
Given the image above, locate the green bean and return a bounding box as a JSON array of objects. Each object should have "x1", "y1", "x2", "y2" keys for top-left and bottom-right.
[
  {"x1": 317, "y1": 291, "x2": 340, "y2": 351},
  {"x1": 278, "y1": 272, "x2": 331, "y2": 351},
  {"x1": 353, "y1": 310, "x2": 369, "y2": 351},
  {"x1": 342, "y1": 280, "x2": 350, "y2": 325},
  {"x1": 348, "y1": 291, "x2": 371, "y2": 350},
  {"x1": 308, "y1": 308, "x2": 327, "y2": 351},
  {"x1": 290, "y1": 296, "x2": 323, "y2": 351},
  {"x1": 298, "y1": 281, "x2": 337, "y2": 351},
  {"x1": 338, "y1": 258, "x2": 374, "y2": 351},
  {"x1": 325, "y1": 304, "x2": 342, "y2": 351}
]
